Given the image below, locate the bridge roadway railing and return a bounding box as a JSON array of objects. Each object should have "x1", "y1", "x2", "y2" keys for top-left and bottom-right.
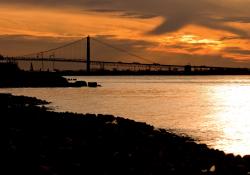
[
  {"x1": 4, "y1": 56, "x2": 250, "y2": 72},
  {"x1": 6, "y1": 57, "x2": 186, "y2": 71}
]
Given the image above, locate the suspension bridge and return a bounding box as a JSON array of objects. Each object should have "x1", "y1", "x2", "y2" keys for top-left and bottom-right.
[{"x1": 3, "y1": 36, "x2": 250, "y2": 74}]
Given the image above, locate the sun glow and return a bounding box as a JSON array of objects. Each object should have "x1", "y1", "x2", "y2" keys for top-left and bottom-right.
[{"x1": 180, "y1": 35, "x2": 221, "y2": 45}]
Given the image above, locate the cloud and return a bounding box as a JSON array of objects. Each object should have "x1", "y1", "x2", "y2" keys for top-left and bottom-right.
[
  {"x1": 1, "y1": 0, "x2": 250, "y2": 67},
  {"x1": 91, "y1": 35, "x2": 158, "y2": 63},
  {"x1": 1, "y1": 34, "x2": 250, "y2": 68},
  {"x1": 0, "y1": 34, "x2": 76, "y2": 56},
  {"x1": 87, "y1": 9, "x2": 156, "y2": 19},
  {"x1": 2, "y1": 0, "x2": 250, "y2": 37},
  {"x1": 85, "y1": 0, "x2": 250, "y2": 37},
  {"x1": 90, "y1": 35, "x2": 250, "y2": 67},
  {"x1": 199, "y1": 19, "x2": 250, "y2": 38},
  {"x1": 0, "y1": 34, "x2": 156, "y2": 62},
  {"x1": 222, "y1": 16, "x2": 250, "y2": 23},
  {"x1": 223, "y1": 47, "x2": 250, "y2": 55}
]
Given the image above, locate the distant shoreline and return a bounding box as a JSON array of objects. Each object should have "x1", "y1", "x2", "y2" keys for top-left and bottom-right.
[
  {"x1": 4, "y1": 93, "x2": 250, "y2": 175},
  {"x1": 54, "y1": 70, "x2": 250, "y2": 76}
]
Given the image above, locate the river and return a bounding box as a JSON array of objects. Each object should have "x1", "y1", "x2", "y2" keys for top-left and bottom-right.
[{"x1": 1, "y1": 75, "x2": 250, "y2": 156}]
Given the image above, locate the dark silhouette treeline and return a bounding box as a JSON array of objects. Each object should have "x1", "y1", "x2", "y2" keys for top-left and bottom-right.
[
  {"x1": 0, "y1": 61, "x2": 101, "y2": 87},
  {"x1": 4, "y1": 93, "x2": 250, "y2": 175}
]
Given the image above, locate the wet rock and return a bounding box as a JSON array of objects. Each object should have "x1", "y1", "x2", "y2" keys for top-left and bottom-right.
[
  {"x1": 73, "y1": 81, "x2": 87, "y2": 87},
  {"x1": 88, "y1": 82, "x2": 98, "y2": 87},
  {"x1": 3, "y1": 93, "x2": 250, "y2": 175}
]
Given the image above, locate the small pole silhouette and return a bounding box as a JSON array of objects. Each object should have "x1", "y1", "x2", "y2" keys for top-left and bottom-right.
[
  {"x1": 41, "y1": 52, "x2": 44, "y2": 71},
  {"x1": 30, "y1": 62, "x2": 34, "y2": 72},
  {"x1": 86, "y1": 36, "x2": 91, "y2": 73}
]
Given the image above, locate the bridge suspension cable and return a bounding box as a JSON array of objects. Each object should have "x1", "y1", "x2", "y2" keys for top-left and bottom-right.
[
  {"x1": 92, "y1": 37, "x2": 153, "y2": 64},
  {"x1": 20, "y1": 37, "x2": 87, "y2": 60},
  {"x1": 9, "y1": 35, "x2": 162, "y2": 72}
]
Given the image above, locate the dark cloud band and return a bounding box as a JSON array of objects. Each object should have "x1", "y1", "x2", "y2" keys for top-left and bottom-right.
[{"x1": 1, "y1": 0, "x2": 250, "y2": 37}]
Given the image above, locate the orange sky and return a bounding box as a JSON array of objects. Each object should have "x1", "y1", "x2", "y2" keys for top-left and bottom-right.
[{"x1": 1, "y1": 1, "x2": 250, "y2": 67}]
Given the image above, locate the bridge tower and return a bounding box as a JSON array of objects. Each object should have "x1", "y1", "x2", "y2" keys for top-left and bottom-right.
[{"x1": 86, "y1": 36, "x2": 91, "y2": 73}]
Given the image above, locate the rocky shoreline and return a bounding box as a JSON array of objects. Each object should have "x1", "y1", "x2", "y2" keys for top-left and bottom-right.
[{"x1": 4, "y1": 93, "x2": 250, "y2": 175}]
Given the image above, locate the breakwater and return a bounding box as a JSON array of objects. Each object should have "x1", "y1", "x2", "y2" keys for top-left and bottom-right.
[{"x1": 4, "y1": 93, "x2": 250, "y2": 175}]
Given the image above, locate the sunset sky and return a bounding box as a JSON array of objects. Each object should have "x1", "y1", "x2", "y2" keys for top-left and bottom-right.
[{"x1": 1, "y1": 0, "x2": 250, "y2": 67}]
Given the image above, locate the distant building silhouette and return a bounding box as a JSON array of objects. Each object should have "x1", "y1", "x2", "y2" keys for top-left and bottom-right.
[
  {"x1": 184, "y1": 65, "x2": 192, "y2": 73},
  {"x1": 0, "y1": 54, "x2": 4, "y2": 60}
]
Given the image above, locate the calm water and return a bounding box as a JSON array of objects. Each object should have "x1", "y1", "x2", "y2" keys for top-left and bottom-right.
[{"x1": 1, "y1": 76, "x2": 250, "y2": 156}]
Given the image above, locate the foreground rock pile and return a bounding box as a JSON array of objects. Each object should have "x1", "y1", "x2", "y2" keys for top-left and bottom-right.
[{"x1": 3, "y1": 93, "x2": 250, "y2": 175}]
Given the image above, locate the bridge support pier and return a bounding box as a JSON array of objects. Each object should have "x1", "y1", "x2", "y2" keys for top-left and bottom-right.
[{"x1": 86, "y1": 36, "x2": 91, "y2": 73}]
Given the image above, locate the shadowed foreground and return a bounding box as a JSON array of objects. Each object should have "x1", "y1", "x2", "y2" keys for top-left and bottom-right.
[{"x1": 3, "y1": 93, "x2": 250, "y2": 175}]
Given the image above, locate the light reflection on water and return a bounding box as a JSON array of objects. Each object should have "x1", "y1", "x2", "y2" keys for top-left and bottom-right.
[
  {"x1": 212, "y1": 85, "x2": 250, "y2": 155},
  {"x1": 1, "y1": 76, "x2": 250, "y2": 156}
]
